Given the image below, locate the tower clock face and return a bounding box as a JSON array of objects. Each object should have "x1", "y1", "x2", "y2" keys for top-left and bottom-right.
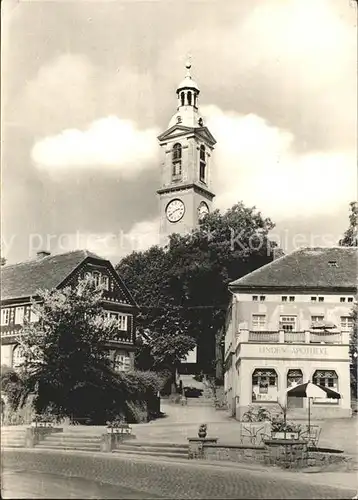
[
  {"x1": 198, "y1": 201, "x2": 209, "y2": 220},
  {"x1": 166, "y1": 199, "x2": 185, "y2": 223}
]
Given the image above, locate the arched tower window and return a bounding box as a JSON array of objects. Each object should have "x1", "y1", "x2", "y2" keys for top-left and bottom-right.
[
  {"x1": 199, "y1": 145, "x2": 206, "y2": 182},
  {"x1": 180, "y1": 92, "x2": 185, "y2": 107},
  {"x1": 172, "y1": 143, "x2": 182, "y2": 177},
  {"x1": 187, "y1": 91, "x2": 192, "y2": 106}
]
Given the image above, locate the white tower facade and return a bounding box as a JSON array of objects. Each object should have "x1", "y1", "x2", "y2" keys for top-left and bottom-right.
[{"x1": 157, "y1": 62, "x2": 216, "y2": 240}]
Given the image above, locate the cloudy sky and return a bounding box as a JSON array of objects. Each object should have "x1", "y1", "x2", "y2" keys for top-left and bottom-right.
[{"x1": 2, "y1": 0, "x2": 357, "y2": 264}]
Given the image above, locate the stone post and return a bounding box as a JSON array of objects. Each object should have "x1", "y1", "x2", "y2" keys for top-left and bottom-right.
[
  {"x1": 240, "y1": 329, "x2": 249, "y2": 343},
  {"x1": 279, "y1": 330, "x2": 285, "y2": 343},
  {"x1": 304, "y1": 331, "x2": 310, "y2": 344},
  {"x1": 188, "y1": 437, "x2": 218, "y2": 459}
]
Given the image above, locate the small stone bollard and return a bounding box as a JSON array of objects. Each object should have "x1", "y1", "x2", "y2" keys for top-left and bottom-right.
[{"x1": 187, "y1": 437, "x2": 218, "y2": 459}]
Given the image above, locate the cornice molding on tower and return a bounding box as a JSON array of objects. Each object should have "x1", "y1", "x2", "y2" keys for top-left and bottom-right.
[
  {"x1": 158, "y1": 125, "x2": 216, "y2": 146},
  {"x1": 157, "y1": 182, "x2": 215, "y2": 200}
]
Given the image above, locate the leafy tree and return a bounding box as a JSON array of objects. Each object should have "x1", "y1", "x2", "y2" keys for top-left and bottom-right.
[
  {"x1": 339, "y1": 201, "x2": 358, "y2": 247},
  {"x1": 117, "y1": 202, "x2": 275, "y2": 385},
  {"x1": 11, "y1": 278, "x2": 163, "y2": 423}
]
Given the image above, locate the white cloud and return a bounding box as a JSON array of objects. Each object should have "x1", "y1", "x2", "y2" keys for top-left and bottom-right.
[
  {"x1": 45, "y1": 219, "x2": 161, "y2": 261},
  {"x1": 203, "y1": 105, "x2": 356, "y2": 218},
  {"x1": 31, "y1": 116, "x2": 159, "y2": 178}
]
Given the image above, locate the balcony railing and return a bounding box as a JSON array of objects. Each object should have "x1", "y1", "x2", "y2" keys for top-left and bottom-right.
[
  {"x1": 238, "y1": 329, "x2": 346, "y2": 345},
  {"x1": 310, "y1": 332, "x2": 342, "y2": 344},
  {"x1": 248, "y1": 331, "x2": 279, "y2": 343},
  {"x1": 284, "y1": 331, "x2": 305, "y2": 343}
]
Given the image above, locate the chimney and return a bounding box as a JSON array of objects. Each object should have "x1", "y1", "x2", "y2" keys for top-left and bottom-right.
[
  {"x1": 273, "y1": 247, "x2": 285, "y2": 260},
  {"x1": 36, "y1": 250, "x2": 51, "y2": 259}
]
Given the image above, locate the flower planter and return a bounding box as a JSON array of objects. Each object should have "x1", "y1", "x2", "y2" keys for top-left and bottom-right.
[
  {"x1": 106, "y1": 424, "x2": 132, "y2": 435},
  {"x1": 31, "y1": 421, "x2": 53, "y2": 428},
  {"x1": 272, "y1": 431, "x2": 299, "y2": 440},
  {"x1": 198, "y1": 431, "x2": 207, "y2": 439}
]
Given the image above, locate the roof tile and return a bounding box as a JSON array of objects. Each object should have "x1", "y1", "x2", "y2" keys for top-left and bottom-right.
[{"x1": 229, "y1": 247, "x2": 358, "y2": 290}]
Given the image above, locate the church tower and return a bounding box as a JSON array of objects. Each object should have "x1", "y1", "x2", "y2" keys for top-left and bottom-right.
[{"x1": 157, "y1": 61, "x2": 216, "y2": 240}]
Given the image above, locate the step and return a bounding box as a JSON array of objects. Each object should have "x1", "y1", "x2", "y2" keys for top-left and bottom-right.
[
  {"x1": 36, "y1": 444, "x2": 100, "y2": 452},
  {"x1": 116, "y1": 444, "x2": 188, "y2": 454},
  {"x1": 1, "y1": 444, "x2": 25, "y2": 448},
  {"x1": 43, "y1": 435, "x2": 101, "y2": 442},
  {"x1": 113, "y1": 449, "x2": 188, "y2": 459},
  {"x1": 119, "y1": 441, "x2": 188, "y2": 449},
  {"x1": 39, "y1": 439, "x2": 101, "y2": 448}
]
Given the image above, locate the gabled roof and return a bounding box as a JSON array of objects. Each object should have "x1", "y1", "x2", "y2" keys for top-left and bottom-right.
[
  {"x1": 229, "y1": 247, "x2": 358, "y2": 292},
  {"x1": 0, "y1": 250, "x2": 136, "y2": 304}
]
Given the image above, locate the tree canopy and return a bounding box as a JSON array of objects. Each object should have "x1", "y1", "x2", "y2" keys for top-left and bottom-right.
[
  {"x1": 339, "y1": 201, "x2": 358, "y2": 247},
  {"x1": 9, "y1": 278, "x2": 163, "y2": 423},
  {"x1": 116, "y1": 202, "x2": 276, "y2": 379}
]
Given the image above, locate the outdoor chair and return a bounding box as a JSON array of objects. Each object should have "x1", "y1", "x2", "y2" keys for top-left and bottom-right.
[
  {"x1": 240, "y1": 424, "x2": 266, "y2": 445},
  {"x1": 299, "y1": 425, "x2": 321, "y2": 448}
]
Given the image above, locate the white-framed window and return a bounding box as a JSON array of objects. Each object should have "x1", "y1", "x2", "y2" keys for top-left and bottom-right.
[
  {"x1": 252, "y1": 314, "x2": 266, "y2": 331},
  {"x1": 282, "y1": 296, "x2": 287, "y2": 302},
  {"x1": 312, "y1": 370, "x2": 339, "y2": 404},
  {"x1": 107, "y1": 312, "x2": 128, "y2": 331},
  {"x1": 30, "y1": 308, "x2": 39, "y2": 323},
  {"x1": 259, "y1": 296, "x2": 266, "y2": 302},
  {"x1": 311, "y1": 315, "x2": 324, "y2": 324},
  {"x1": 287, "y1": 369, "x2": 303, "y2": 388},
  {"x1": 1, "y1": 308, "x2": 10, "y2": 326},
  {"x1": 318, "y1": 297, "x2": 324, "y2": 302},
  {"x1": 13, "y1": 345, "x2": 25, "y2": 369},
  {"x1": 102, "y1": 275, "x2": 110, "y2": 290},
  {"x1": 341, "y1": 316, "x2": 353, "y2": 331},
  {"x1": 348, "y1": 297, "x2": 354, "y2": 303},
  {"x1": 92, "y1": 272, "x2": 101, "y2": 287},
  {"x1": 340, "y1": 297, "x2": 346, "y2": 303},
  {"x1": 15, "y1": 307, "x2": 25, "y2": 325},
  {"x1": 311, "y1": 297, "x2": 317, "y2": 302},
  {"x1": 252, "y1": 368, "x2": 278, "y2": 402},
  {"x1": 252, "y1": 296, "x2": 258, "y2": 301},
  {"x1": 280, "y1": 316, "x2": 297, "y2": 332},
  {"x1": 289, "y1": 296, "x2": 295, "y2": 302},
  {"x1": 113, "y1": 351, "x2": 131, "y2": 372}
]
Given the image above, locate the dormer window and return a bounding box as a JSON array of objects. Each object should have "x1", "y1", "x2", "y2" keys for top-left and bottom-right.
[
  {"x1": 92, "y1": 272, "x2": 101, "y2": 287},
  {"x1": 102, "y1": 275, "x2": 109, "y2": 290},
  {"x1": 172, "y1": 143, "x2": 182, "y2": 177},
  {"x1": 199, "y1": 145, "x2": 206, "y2": 182}
]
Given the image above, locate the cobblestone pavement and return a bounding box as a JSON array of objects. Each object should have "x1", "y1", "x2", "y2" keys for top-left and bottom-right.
[{"x1": 2, "y1": 449, "x2": 356, "y2": 499}]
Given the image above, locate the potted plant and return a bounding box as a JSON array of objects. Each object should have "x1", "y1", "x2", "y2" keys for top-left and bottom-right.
[
  {"x1": 271, "y1": 417, "x2": 301, "y2": 440},
  {"x1": 198, "y1": 423, "x2": 207, "y2": 439},
  {"x1": 106, "y1": 417, "x2": 132, "y2": 435},
  {"x1": 31, "y1": 414, "x2": 55, "y2": 428}
]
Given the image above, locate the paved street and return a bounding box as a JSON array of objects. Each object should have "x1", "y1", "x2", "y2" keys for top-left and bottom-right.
[
  {"x1": 2, "y1": 449, "x2": 356, "y2": 499},
  {"x1": 2, "y1": 469, "x2": 161, "y2": 499}
]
